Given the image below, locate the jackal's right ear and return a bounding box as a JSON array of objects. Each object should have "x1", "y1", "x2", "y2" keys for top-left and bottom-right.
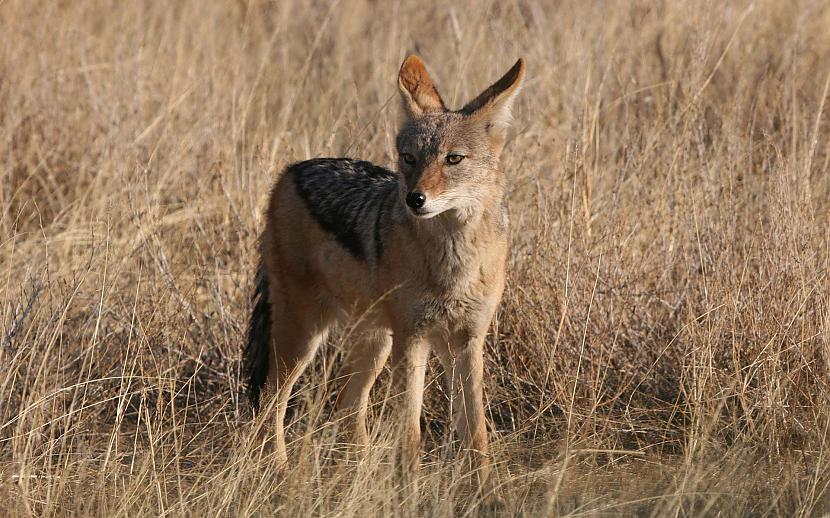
[
  {"x1": 398, "y1": 55, "x2": 446, "y2": 118},
  {"x1": 461, "y1": 58, "x2": 525, "y2": 143}
]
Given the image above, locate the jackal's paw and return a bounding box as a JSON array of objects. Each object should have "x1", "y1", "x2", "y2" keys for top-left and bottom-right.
[
  {"x1": 479, "y1": 493, "x2": 506, "y2": 515},
  {"x1": 250, "y1": 435, "x2": 288, "y2": 467}
]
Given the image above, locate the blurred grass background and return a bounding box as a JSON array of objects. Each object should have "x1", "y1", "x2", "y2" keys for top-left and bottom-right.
[{"x1": 2, "y1": 0, "x2": 830, "y2": 515}]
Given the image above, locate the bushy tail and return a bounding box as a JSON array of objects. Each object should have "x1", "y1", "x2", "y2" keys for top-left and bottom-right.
[{"x1": 244, "y1": 262, "x2": 271, "y2": 410}]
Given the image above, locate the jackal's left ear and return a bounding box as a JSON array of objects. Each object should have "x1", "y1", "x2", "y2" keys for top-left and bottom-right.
[
  {"x1": 398, "y1": 55, "x2": 447, "y2": 118},
  {"x1": 462, "y1": 58, "x2": 525, "y2": 142}
]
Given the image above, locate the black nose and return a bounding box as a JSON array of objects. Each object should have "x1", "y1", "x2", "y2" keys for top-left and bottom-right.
[{"x1": 406, "y1": 191, "x2": 426, "y2": 209}]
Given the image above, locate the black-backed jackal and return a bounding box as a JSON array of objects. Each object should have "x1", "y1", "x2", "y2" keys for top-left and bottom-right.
[{"x1": 245, "y1": 55, "x2": 524, "y2": 487}]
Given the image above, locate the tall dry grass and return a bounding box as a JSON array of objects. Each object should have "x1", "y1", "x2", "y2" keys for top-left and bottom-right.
[{"x1": 2, "y1": 0, "x2": 830, "y2": 515}]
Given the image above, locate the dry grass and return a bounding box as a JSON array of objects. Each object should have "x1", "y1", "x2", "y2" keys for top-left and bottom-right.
[{"x1": 2, "y1": 0, "x2": 830, "y2": 515}]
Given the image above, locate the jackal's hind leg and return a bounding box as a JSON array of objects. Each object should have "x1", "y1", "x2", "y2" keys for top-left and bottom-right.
[{"x1": 265, "y1": 300, "x2": 331, "y2": 465}]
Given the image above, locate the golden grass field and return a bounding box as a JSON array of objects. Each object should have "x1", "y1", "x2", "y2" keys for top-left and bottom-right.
[{"x1": 2, "y1": 0, "x2": 830, "y2": 515}]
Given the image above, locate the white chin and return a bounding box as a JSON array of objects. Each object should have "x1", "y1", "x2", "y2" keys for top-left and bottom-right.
[{"x1": 409, "y1": 208, "x2": 443, "y2": 219}]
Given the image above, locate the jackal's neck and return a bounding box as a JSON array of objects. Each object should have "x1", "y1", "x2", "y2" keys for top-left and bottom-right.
[{"x1": 403, "y1": 187, "x2": 507, "y2": 263}]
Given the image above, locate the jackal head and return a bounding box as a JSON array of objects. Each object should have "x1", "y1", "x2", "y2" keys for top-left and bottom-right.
[{"x1": 395, "y1": 55, "x2": 525, "y2": 219}]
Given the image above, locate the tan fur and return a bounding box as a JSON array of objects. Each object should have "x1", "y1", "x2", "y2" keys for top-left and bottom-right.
[{"x1": 256, "y1": 55, "x2": 525, "y2": 489}]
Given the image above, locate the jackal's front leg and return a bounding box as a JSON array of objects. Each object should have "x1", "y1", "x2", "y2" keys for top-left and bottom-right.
[
  {"x1": 335, "y1": 328, "x2": 392, "y2": 449},
  {"x1": 439, "y1": 331, "x2": 492, "y2": 488},
  {"x1": 390, "y1": 335, "x2": 431, "y2": 478}
]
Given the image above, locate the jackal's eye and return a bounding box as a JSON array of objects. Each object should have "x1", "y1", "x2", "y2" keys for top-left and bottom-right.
[
  {"x1": 446, "y1": 154, "x2": 465, "y2": 165},
  {"x1": 401, "y1": 153, "x2": 416, "y2": 165}
]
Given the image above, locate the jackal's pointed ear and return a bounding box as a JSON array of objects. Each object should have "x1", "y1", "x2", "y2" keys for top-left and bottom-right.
[
  {"x1": 462, "y1": 58, "x2": 525, "y2": 143},
  {"x1": 398, "y1": 55, "x2": 446, "y2": 118}
]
